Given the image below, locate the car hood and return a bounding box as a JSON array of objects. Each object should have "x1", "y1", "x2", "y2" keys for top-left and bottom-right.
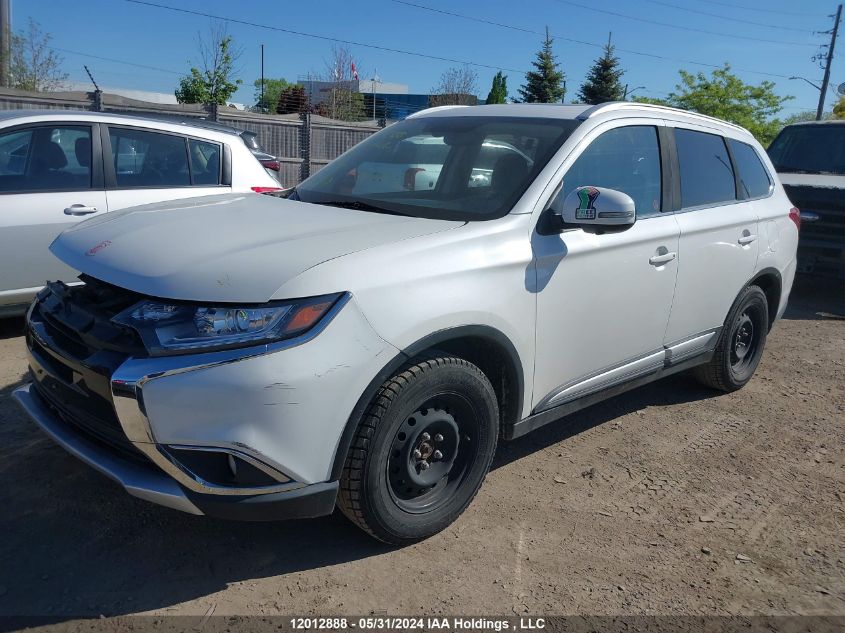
[
  {"x1": 51, "y1": 193, "x2": 462, "y2": 302},
  {"x1": 778, "y1": 173, "x2": 845, "y2": 189}
]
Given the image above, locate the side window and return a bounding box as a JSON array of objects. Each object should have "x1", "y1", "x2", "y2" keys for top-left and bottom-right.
[
  {"x1": 562, "y1": 126, "x2": 662, "y2": 218},
  {"x1": 188, "y1": 139, "x2": 222, "y2": 186},
  {"x1": 109, "y1": 127, "x2": 190, "y2": 188},
  {"x1": 0, "y1": 125, "x2": 92, "y2": 193},
  {"x1": 675, "y1": 129, "x2": 736, "y2": 208},
  {"x1": 728, "y1": 139, "x2": 772, "y2": 199},
  {"x1": 0, "y1": 129, "x2": 32, "y2": 179}
]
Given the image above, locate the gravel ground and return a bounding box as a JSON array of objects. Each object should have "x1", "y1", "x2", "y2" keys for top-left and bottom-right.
[{"x1": 0, "y1": 276, "x2": 842, "y2": 619}]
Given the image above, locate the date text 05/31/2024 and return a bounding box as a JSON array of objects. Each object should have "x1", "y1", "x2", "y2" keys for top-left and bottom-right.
[{"x1": 289, "y1": 617, "x2": 547, "y2": 631}]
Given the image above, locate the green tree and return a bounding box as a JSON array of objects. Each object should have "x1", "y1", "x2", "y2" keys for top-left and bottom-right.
[
  {"x1": 636, "y1": 65, "x2": 792, "y2": 145},
  {"x1": 254, "y1": 78, "x2": 294, "y2": 112},
  {"x1": 277, "y1": 84, "x2": 309, "y2": 114},
  {"x1": 10, "y1": 18, "x2": 67, "y2": 91},
  {"x1": 431, "y1": 65, "x2": 479, "y2": 106},
  {"x1": 314, "y1": 89, "x2": 366, "y2": 121},
  {"x1": 834, "y1": 97, "x2": 845, "y2": 120},
  {"x1": 782, "y1": 109, "x2": 832, "y2": 125},
  {"x1": 176, "y1": 24, "x2": 242, "y2": 105},
  {"x1": 486, "y1": 71, "x2": 508, "y2": 104},
  {"x1": 518, "y1": 27, "x2": 565, "y2": 103},
  {"x1": 578, "y1": 36, "x2": 624, "y2": 105}
]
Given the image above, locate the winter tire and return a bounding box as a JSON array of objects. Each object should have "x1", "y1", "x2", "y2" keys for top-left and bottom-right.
[{"x1": 338, "y1": 353, "x2": 499, "y2": 544}]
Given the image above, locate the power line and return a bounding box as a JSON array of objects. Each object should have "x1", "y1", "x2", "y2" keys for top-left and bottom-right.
[
  {"x1": 551, "y1": 0, "x2": 818, "y2": 47},
  {"x1": 691, "y1": 0, "x2": 821, "y2": 18},
  {"x1": 391, "y1": 0, "x2": 797, "y2": 80},
  {"x1": 640, "y1": 0, "x2": 816, "y2": 33},
  {"x1": 122, "y1": 0, "x2": 529, "y2": 74},
  {"x1": 54, "y1": 47, "x2": 182, "y2": 75}
]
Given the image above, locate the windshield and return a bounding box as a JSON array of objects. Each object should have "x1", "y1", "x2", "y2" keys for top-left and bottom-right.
[
  {"x1": 768, "y1": 125, "x2": 845, "y2": 175},
  {"x1": 295, "y1": 116, "x2": 580, "y2": 221}
]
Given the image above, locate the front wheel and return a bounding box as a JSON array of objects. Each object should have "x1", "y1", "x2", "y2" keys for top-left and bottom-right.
[
  {"x1": 338, "y1": 354, "x2": 499, "y2": 544},
  {"x1": 694, "y1": 285, "x2": 769, "y2": 392}
]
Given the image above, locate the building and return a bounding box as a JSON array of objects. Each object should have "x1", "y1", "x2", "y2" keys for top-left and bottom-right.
[{"x1": 299, "y1": 77, "x2": 476, "y2": 120}]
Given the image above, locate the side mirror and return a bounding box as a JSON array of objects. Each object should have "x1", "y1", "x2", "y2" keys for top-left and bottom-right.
[{"x1": 550, "y1": 186, "x2": 636, "y2": 228}]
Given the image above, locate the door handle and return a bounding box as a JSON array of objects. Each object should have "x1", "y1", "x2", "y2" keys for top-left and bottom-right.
[
  {"x1": 649, "y1": 251, "x2": 677, "y2": 266},
  {"x1": 738, "y1": 234, "x2": 757, "y2": 245},
  {"x1": 64, "y1": 204, "x2": 98, "y2": 216}
]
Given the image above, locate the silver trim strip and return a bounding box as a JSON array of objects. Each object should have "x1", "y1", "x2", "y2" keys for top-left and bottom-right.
[
  {"x1": 109, "y1": 293, "x2": 352, "y2": 496},
  {"x1": 535, "y1": 328, "x2": 721, "y2": 414},
  {"x1": 665, "y1": 330, "x2": 719, "y2": 364},
  {"x1": 538, "y1": 349, "x2": 666, "y2": 412},
  {"x1": 12, "y1": 384, "x2": 203, "y2": 515}
]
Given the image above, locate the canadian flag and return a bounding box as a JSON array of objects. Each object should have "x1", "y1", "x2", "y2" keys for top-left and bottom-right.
[{"x1": 351, "y1": 62, "x2": 359, "y2": 80}]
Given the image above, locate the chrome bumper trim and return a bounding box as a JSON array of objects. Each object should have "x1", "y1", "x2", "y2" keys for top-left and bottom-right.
[
  {"x1": 108, "y1": 294, "x2": 352, "y2": 496},
  {"x1": 13, "y1": 383, "x2": 203, "y2": 516}
]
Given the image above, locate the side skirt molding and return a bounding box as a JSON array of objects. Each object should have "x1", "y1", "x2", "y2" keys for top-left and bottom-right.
[{"x1": 504, "y1": 348, "x2": 715, "y2": 441}]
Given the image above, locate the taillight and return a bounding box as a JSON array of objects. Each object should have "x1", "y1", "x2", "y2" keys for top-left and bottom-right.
[
  {"x1": 251, "y1": 186, "x2": 284, "y2": 193},
  {"x1": 403, "y1": 167, "x2": 425, "y2": 191},
  {"x1": 789, "y1": 207, "x2": 801, "y2": 230},
  {"x1": 260, "y1": 159, "x2": 281, "y2": 172}
]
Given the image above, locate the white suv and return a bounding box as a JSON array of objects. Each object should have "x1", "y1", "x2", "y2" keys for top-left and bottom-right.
[
  {"x1": 13, "y1": 103, "x2": 798, "y2": 544},
  {"x1": 0, "y1": 110, "x2": 281, "y2": 316}
]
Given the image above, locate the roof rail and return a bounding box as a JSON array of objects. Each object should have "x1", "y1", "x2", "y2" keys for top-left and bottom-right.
[
  {"x1": 577, "y1": 101, "x2": 747, "y2": 133},
  {"x1": 407, "y1": 105, "x2": 470, "y2": 118}
]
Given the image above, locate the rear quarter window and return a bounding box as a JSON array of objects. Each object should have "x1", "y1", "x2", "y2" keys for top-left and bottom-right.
[
  {"x1": 675, "y1": 128, "x2": 736, "y2": 209},
  {"x1": 728, "y1": 139, "x2": 772, "y2": 199}
]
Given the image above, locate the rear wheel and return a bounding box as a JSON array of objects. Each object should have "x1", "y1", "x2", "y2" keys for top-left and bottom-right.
[
  {"x1": 338, "y1": 354, "x2": 498, "y2": 544},
  {"x1": 694, "y1": 285, "x2": 769, "y2": 392}
]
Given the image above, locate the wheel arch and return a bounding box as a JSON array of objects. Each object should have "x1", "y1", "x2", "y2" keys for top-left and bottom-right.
[
  {"x1": 747, "y1": 267, "x2": 782, "y2": 331},
  {"x1": 329, "y1": 325, "x2": 525, "y2": 481}
]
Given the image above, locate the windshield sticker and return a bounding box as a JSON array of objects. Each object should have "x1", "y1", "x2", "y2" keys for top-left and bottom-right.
[{"x1": 575, "y1": 186, "x2": 600, "y2": 220}]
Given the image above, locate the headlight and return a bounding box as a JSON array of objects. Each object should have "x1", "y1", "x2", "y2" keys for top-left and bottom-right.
[{"x1": 113, "y1": 293, "x2": 344, "y2": 355}]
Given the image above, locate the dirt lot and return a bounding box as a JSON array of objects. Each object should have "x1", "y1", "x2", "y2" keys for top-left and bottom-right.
[{"x1": 0, "y1": 276, "x2": 842, "y2": 620}]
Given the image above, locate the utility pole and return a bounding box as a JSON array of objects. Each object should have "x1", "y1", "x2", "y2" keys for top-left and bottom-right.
[
  {"x1": 0, "y1": 0, "x2": 11, "y2": 88},
  {"x1": 817, "y1": 4, "x2": 842, "y2": 121},
  {"x1": 260, "y1": 44, "x2": 265, "y2": 112}
]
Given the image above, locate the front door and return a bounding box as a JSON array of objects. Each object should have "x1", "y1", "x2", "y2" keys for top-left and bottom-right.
[
  {"x1": 532, "y1": 122, "x2": 679, "y2": 411},
  {"x1": 0, "y1": 123, "x2": 107, "y2": 307}
]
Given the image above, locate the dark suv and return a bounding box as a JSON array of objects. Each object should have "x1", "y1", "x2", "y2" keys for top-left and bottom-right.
[{"x1": 768, "y1": 121, "x2": 845, "y2": 278}]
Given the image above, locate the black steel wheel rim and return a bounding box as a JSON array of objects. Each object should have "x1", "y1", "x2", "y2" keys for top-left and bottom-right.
[
  {"x1": 730, "y1": 305, "x2": 763, "y2": 375},
  {"x1": 386, "y1": 392, "x2": 482, "y2": 514}
]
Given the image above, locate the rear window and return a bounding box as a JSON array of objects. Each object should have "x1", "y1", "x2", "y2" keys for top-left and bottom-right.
[
  {"x1": 675, "y1": 129, "x2": 736, "y2": 208},
  {"x1": 728, "y1": 139, "x2": 772, "y2": 199},
  {"x1": 767, "y1": 125, "x2": 845, "y2": 175},
  {"x1": 109, "y1": 127, "x2": 190, "y2": 188},
  {"x1": 188, "y1": 138, "x2": 222, "y2": 185}
]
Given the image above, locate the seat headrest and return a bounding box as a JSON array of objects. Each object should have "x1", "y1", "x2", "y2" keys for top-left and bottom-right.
[
  {"x1": 39, "y1": 141, "x2": 68, "y2": 171},
  {"x1": 75, "y1": 137, "x2": 91, "y2": 168},
  {"x1": 491, "y1": 153, "x2": 530, "y2": 191}
]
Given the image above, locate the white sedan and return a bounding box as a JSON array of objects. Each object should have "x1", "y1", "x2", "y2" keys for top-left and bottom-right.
[{"x1": 0, "y1": 110, "x2": 282, "y2": 316}]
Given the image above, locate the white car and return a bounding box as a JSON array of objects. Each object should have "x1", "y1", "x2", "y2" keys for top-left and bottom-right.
[
  {"x1": 14, "y1": 102, "x2": 798, "y2": 544},
  {"x1": 0, "y1": 110, "x2": 281, "y2": 316}
]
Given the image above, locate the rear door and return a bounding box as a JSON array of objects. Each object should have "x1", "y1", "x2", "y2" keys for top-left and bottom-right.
[
  {"x1": 663, "y1": 126, "x2": 760, "y2": 346},
  {"x1": 0, "y1": 122, "x2": 107, "y2": 306},
  {"x1": 103, "y1": 126, "x2": 230, "y2": 211}
]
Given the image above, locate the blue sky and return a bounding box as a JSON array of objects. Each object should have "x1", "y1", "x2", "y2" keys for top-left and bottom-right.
[{"x1": 14, "y1": 0, "x2": 843, "y2": 115}]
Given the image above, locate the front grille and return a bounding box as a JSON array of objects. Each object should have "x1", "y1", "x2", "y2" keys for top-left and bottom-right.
[
  {"x1": 27, "y1": 279, "x2": 148, "y2": 464},
  {"x1": 784, "y1": 184, "x2": 845, "y2": 278}
]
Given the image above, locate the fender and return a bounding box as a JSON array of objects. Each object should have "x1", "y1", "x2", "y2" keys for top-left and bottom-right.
[
  {"x1": 747, "y1": 266, "x2": 783, "y2": 329},
  {"x1": 328, "y1": 324, "x2": 525, "y2": 480}
]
